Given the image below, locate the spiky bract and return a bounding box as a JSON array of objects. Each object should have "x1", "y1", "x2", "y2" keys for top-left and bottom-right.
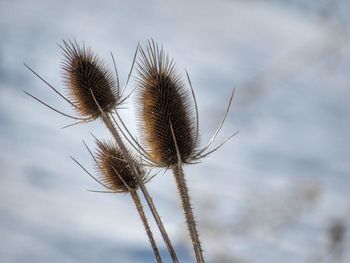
[
  {"x1": 61, "y1": 40, "x2": 119, "y2": 120},
  {"x1": 137, "y1": 41, "x2": 196, "y2": 167},
  {"x1": 96, "y1": 141, "x2": 144, "y2": 192}
]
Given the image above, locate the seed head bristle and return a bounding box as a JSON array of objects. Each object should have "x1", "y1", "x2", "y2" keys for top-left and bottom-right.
[
  {"x1": 95, "y1": 140, "x2": 143, "y2": 192},
  {"x1": 61, "y1": 40, "x2": 119, "y2": 120},
  {"x1": 136, "y1": 40, "x2": 196, "y2": 166}
]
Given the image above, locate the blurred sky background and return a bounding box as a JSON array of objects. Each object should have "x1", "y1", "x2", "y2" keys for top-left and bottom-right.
[{"x1": 1, "y1": 0, "x2": 350, "y2": 262}]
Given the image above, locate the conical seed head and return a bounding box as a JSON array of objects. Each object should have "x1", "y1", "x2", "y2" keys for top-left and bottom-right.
[
  {"x1": 96, "y1": 141, "x2": 142, "y2": 192},
  {"x1": 137, "y1": 41, "x2": 196, "y2": 166},
  {"x1": 61, "y1": 41, "x2": 119, "y2": 120}
]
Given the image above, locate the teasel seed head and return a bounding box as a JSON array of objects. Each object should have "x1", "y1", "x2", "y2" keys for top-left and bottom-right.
[
  {"x1": 61, "y1": 40, "x2": 119, "y2": 120},
  {"x1": 136, "y1": 40, "x2": 196, "y2": 167},
  {"x1": 95, "y1": 140, "x2": 144, "y2": 192}
]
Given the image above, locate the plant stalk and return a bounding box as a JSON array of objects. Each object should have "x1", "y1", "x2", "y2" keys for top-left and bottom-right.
[
  {"x1": 172, "y1": 163, "x2": 205, "y2": 263},
  {"x1": 130, "y1": 190, "x2": 163, "y2": 263},
  {"x1": 103, "y1": 113, "x2": 179, "y2": 263}
]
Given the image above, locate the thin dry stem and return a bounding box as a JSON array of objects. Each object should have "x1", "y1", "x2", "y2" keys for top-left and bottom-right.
[
  {"x1": 130, "y1": 190, "x2": 163, "y2": 263},
  {"x1": 101, "y1": 113, "x2": 179, "y2": 263},
  {"x1": 172, "y1": 164, "x2": 204, "y2": 263},
  {"x1": 170, "y1": 122, "x2": 205, "y2": 263}
]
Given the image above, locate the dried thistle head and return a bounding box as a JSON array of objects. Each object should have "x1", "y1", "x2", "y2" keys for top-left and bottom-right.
[
  {"x1": 25, "y1": 39, "x2": 142, "y2": 128},
  {"x1": 133, "y1": 40, "x2": 237, "y2": 168},
  {"x1": 136, "y1": 40, "x2": 196, "y2": 167},
  {"x1": 95, "y1": 140, "x2": 144, "y2": 192},
  {"x1": 61, "y1": 40, "x2": 119, "y2": 120}
]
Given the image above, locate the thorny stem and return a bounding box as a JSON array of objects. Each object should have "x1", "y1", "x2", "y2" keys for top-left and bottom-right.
[
  {"x1": 130, "y1": 190, "x2": 163, "y2": 263},
  {"x1": 102, "y1": 114, "x2": 179, "y2": 263},
  {"x1": 173, "y1": 163, "x2": 205, "y2": 263}
]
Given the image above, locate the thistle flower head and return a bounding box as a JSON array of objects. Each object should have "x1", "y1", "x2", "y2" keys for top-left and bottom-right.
[
  {"x1": 61, "y1": 40, "x2": 119, "y2": 120},
  {"x1": 136, "y1": 40, "x2": 196, "y2": 167},
  {"x1": 95, "y1": 140, "x2": 144, "y2": 192}
]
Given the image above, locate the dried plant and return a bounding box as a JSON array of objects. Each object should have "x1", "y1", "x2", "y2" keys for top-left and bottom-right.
[
  {"x1": 94, "y1": 140, "x2": 145, "y2": 193},
  {"x1": 24, "y1": 40, "x2": 125, "y2": 127},
  {"x1": 61, "y1": 41, "x2": 119, "y2": 121},
  {"x1": 72, "y1": 139, "x2": 162, "y2": 262},
  {"x1": 25, "y1": 39, "x2": 236, "y2": 263},
  {"x1": 134, "y1": 41, "x2": 237, "y2": 168},
  {"x1": 136, "y1": 43, "x2": 195, "y2": 166},
  {"x1": 24, "y1": 40, "x2": 178, "y2": 262},
  {"x1": 129, "y1": 40, "x2": 237, "y2": 263}
]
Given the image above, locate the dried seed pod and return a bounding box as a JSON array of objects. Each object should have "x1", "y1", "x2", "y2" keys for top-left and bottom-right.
[
  {"x1": 95, "y1": 140, "x2": 144, "y2": 192},
  {"x1": 61, "y1": 40, "x2": 119, "y2": 120},
  {"x1": 136, "y1": 40, "x2": 196, "y2": 166},
  {"x1": 135, "y1": 41, "x2": 236, "y2": 263}
]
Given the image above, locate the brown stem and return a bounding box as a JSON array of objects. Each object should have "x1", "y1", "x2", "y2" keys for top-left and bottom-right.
[
  {"x1": 130, "y1": 190, "x2": 163, "y2": 263},
  {"x1": 173, "y1": 163, "x2": 205, "y2": 263},
  {"x1": 103, "y1": 114, "x2": 179, "y2": 263}
]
